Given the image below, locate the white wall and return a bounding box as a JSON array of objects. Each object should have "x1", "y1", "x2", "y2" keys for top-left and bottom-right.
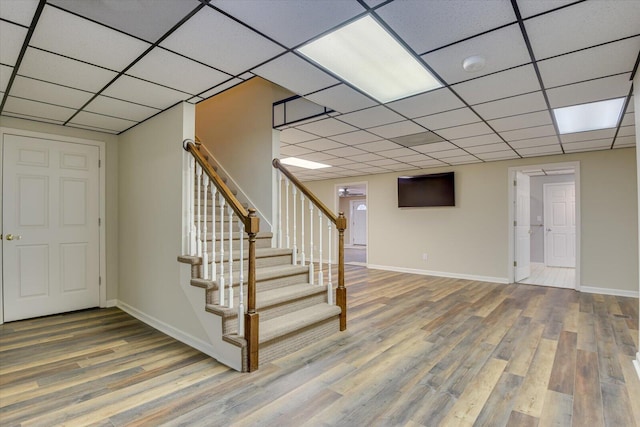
[
  {"x1": 305, "y1": 148, "x2": 638, "y2": 294},
  {"x1": 0, "y1": 116, "x2": 119, "y2": 302},
  {"x1": 196, "y1": 78, "x2": 292, "y2": 231},
  {"x1": 117, "y1": 103, "x2": 206, "y2": 340}
]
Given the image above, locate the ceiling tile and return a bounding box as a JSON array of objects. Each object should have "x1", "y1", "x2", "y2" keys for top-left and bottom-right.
[
  {"x1": 433, "y1": 148, "x2": 471, "y2": 159},
  {"x1": 50, "y1": 0, "x2": 200, "y2": 43},
  {"x1": 199, "y1": 78, "x2": 243, "y2": 99},
  {"x1": 450, "y1": 133, "x2": 504, "y2": 148},
  {"x1": 560, "y1": 128, "x2": 616, "y2": 144},
  {"x1": 126, "y1": 47, "x2": 231, "y2": 95},
  {"x1": 280, "y1": 128, "x2": 318, "y2": 143},
  {"x1": 538, "y1": 36, "x2": 640, "y2": 89},
  {"x1": 413, "y1": 141, "x2": 458, "y2": 153},
  {"x1": 414, "y1": 107, "x2": 481, "y2": 131},
  {"x1": 296, "y1": 117, "x2": 358, "y2": 137},
  {"x1": 355, "y1": 140, "x2": 404, "y2": 152},
  {"x1": 84, "y1": 95, "x2": 160, "y2": 122},
  {"x1": 422, "y1": 24, "x2": 530, "y2": 85},
  {"x1": 161, "y1": 6, "x2": 285, "y2": 75},
  {"x1": 477, "y1": 150, "x2": 520, "y2": 161},
  {"x1": 524, "y1": 0, "x2": 640, "y2": 59},
  {"x1": 518, "y1": 1, "x2": 577, "y2": 19},
  {"x1": 298, "y1": 152, "x2": 337, "y2": 162},
  {"x1": 10, "y1": 76, "x2": 93, "y2": 109},
  {"x1": 1, "y1": 64, "x2": 12, "y2": 92},
  {"x1": 253, "y1": 53, "x2": 339, "y2": 96},
  {"x1": 212, "y1": 0, "x2": 365, "y2": 48},
  {"x1": 387, "y1": 88, "x2": 464, "y2": 118},
  {"x1": 69, "y1": 111, "x2": 137, "y2": 133},
  {"x1": 329, "y1": 130, "x2": 381, "y2": 145},
  {"x1": 627, "y1": 96, "x2": 634, "y2": 113},
  {"x1": 376, "y1": 0, "x2": 515, "y2": 54},
  {"x1": 3, "y1": 96, "x2": 75, "y2": 122},
  {"x1": 487, "y1": 110, "x2": 553, "y2": 132},
  {"x1": 546, "y1": 74, "x2": 631, "y2": 108},
  {"x1": 466, "y1": 143, "x2": 512, "y2": 154},
  {"x1": 473, "y1": 91, "x2": 548, "y2": 120},
  {"x1": 0, "y1": 21, "x2": 28, "y2": 66},
  {"x1": 0, "y1": 0, "x2": 38, "y2": 25},
  {"x1": 280, "y1": 145, "x2": 313, "y2": 157},
  {"x1": 617, "y1": 126, "x2": 635, "y2": 137},
  {"x1": 500, "y1": 124, "x2": 557, "y2": 141},
  {"x1": 453, "y1": 65, "x2": 540, "y2": 105},
  {"x1": 324, "y1": 146, "x2": 368, "y2": 158},
  {"x1": 436, "y1": 122, "x2": 494, "y2": 140},
  {"x1": 393, "y1": 154, "x2": 433, "y2": 163},
  {"x1": 387, "y1": 163, "x2": 421, "y2": 171},
  {"x1": 338, "y1": 106, "x2": 404, "y2": 129},
  {"x1": 2, "y1": 112, "x2": 64, "y2": 125},
  {"x1": 304, "y1": 84, "x2": 377, "y2": 114},
  {"x1": 101, "y1": 75, "x2": 189, "y2": 109},
  {"x1": 368, "y1": 121, "x2": 426, "y2": 139},
  {"x1": 563, "y1": 139, "x2": 612, "y2": 152},
  {"x1": 614, "y1": 136, "x2": 636, "y2": 147},
  {"x1": 379, "y1": 147, "x2": 420, "y2": 158},
  {"x1": 410, "y1": 159, "x2": 447, "y2": 167},
  {"x1": 18, "y1": 48, "x2": 118, "y2": 92},
  {"x1": 323, "y1": 157, "x2": 357, "y2": 166},
  {"x1": 517, "y1": 145, "x2": 563, "y2": 156},
  {"x1": 621, "y1": 112, "x2": 635, "y2": 127},
  {"x1": 367, "y1": 158, "x2": 403, "y2": 167},
  {"x1": 31, "y1": 5, "x2": 150, "y2": 70},
  {"x1": 446, "y1": 155, "x2": 482, "y2": 165},
  {"x1": 509, "y1": 135, "x2": 559, "y2": 149},
  {"x1": 296, "y1": 138, "x2": 345, "y2": 151},
  {"x1": 348, "y1": 153, "x2": 386, "y2": 162}
]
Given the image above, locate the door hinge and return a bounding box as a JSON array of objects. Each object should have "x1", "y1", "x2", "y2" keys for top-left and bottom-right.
[
  {"x1": 98, "y1": 218, "x2": 102, "y2": 226},
  {"x1": 99, "y1": 276, "x2": 102, "y2": 285},
  {"x1": 99, "y1": 159, "x2": 101, "y2": 168},
  {"x1": 513, "y1": 261, "x2": 517, "y2": 267},
  {"x1": 514, "y1": 220, "x2": 517, "y2": 226},
  {"x1": 513, "y1": 180, "x2": 517, "y2": 186}
]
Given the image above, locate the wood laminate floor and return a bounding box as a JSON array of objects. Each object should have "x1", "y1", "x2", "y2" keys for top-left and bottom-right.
[{"x1": 1, "y1": 266, "x2": 638, "y2": 426}]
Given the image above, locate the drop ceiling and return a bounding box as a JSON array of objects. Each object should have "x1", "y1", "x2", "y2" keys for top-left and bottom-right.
[{"x1": 0, "y1": 0, "x2": 638, "y2": 181}]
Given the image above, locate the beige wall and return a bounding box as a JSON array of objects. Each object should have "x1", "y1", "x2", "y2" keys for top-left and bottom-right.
[
  {"x1": 0, "y1": 116, "x2": 119, "y2": 301},
  {"x1": 305, "y1": 148, "x2": 638, "y2": 293},
  {"x1": 117, "y1": 103, "x2": 206, "y2": 339},
  {"x1": 196, "y1": 78, "x2": 292, "y2": 230}
]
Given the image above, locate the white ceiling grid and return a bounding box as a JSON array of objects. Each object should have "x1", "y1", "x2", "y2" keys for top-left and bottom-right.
[{"x1": 0, "y1": 0, "x2": 638, "y2": 181}]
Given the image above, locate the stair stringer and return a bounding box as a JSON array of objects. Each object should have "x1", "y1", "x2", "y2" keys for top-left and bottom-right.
[{"x1": 179, "y1": 262, "x2": 244, "y2": 371}]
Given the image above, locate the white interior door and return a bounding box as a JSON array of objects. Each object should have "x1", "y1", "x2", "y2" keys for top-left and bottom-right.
[
  {"x1": 2, "y1": 134, "x2": 100, "y2": 322},
  {"x1": 544, "y1": 182, "x2": 576, "y2": 268},
  {"x1": 350, "y1": 199, "x2": 367, "y2": 246},
  {"x1": 515, "y1": 172, "x2": 531, "y2": 282}
]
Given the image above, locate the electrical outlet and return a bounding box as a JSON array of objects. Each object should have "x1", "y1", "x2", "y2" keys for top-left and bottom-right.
[{"x1": 422, "y1": 253, "x2": 428, "y2": 261}]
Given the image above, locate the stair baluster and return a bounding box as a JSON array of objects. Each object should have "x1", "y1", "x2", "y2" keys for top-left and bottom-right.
[
  {"x1": 309, "y1": 203, "x2": 314, "y2": 285},
  {"x1": 202, "y1": 175, "x2": 209, "y2": 280},
  {"x1": 292, "y1": 186, "x2": 297, "y2": 265},
  {"x1": 327, "y1": 221, "x2": 333, "y2": 305},
  {"x1": 196, "y1": 164, "x2": 202, "y2": 258},
  {"x1": 300, "y1": 192, "x2": 305, "y2": 265},
  {"x1": 188, "y1": 157, "x2": 196, "y2": 256},
  {"x1": 228, "y1": 207, "x2": 234, "y2": 309},
  {"x1": 238, "y1": 219, "x2": 245, "y2": 337},
  {"x1": 210, "y1": 185, "x2": 217, "y2": 281},
  {"x1": 218, "y1": 193, "x2": 226, "y2": 306},
  {"x1": 277, "y1": 171, "x2": 283, "y2": 249},
  {"x1": 285, "y1": 179, "x2": 290, "y2": 248},
  {"x1": 318, "y1": 210, "x2": 323, "y2": 287}
]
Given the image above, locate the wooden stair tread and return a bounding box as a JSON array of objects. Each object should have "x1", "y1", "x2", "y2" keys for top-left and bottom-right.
[{"x1": 260, "y1": 304, "x2": 341, "y2": 344}]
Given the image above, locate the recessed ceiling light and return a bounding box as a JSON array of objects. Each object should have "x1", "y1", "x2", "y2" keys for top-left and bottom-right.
[
  {"x1": 297, "y1": 15, "x2": 442, "y2": 103},
  {"x1": 553, "y1": 98, "x2": 625, "y2": 134},
  {"x1": 462, "y1": 55, "x2": 486, "y2": 72},
  {"x1": 280, "y1": 157, "x2": 331, "y2": 170}
]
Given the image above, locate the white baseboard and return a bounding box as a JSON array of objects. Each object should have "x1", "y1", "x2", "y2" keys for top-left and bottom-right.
[
  {"x1": 366, "y1": 264, "x2": 509, "y2": 284},
  {"x1": 634, "y1": 353, "x2": 640, "y2": 381},
  {"x1": 580, "y1": 286, "x2": 639, "y2": 298},
  {"x1": 105, "y1": 299, "x2": 118, "y2": 308},
  {"x1": 116, "y1": 301, "x2": 221, "y2": 361}
]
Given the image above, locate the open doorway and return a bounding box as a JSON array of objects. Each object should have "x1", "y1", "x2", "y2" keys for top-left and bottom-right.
[
  {"x1": 508, "y1": 162, "x2": 580, "y2": 289},
  {"x1": 335, "y1": 182, "x2": 367, "y2": 266}
]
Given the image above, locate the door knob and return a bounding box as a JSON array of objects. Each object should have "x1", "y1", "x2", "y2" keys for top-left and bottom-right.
[
  {"x1": 5, "y1": 234, "x2": 21, "y2": 241},
  {"x1": 546, "y1": 228, "x2": 552, "y2": 232}
]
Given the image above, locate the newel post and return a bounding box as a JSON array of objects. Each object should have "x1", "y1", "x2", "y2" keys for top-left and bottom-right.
[
  {"x1": 245, "y1": 209, "x2": 260, "y2": 372},
  {"x1": 336, "y1": 212, "x2": 347, "y2": 331}
]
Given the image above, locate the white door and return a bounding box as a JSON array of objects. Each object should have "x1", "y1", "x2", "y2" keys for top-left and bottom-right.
[
  {"x1": 544, "y1": 182, "x2": 576, "y2": 268},
  {"x1": 514, "y1": 172, "x2": 531, "y2": 282},
  {"x1": 350, "y1": 199, "x2": 367, "y2": 246},
  {"x1": 2, "y1": 134, "x2": 100, "y2": 321}
]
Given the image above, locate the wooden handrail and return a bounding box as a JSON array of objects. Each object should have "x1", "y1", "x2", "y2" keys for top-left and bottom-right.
[
  {"x1": 184, "y1": 138, "x2": 259, "y2": 372},
  {"x1": 273, "y1": 158, "x2": 347, "y2": 331},
  {"x1": 273, "y1": 158, "x2": 338, "y2": 224}
]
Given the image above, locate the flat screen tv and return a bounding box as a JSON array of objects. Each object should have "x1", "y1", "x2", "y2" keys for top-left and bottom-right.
[{"x1": 397, "y1": 172, "x2": 455, "y2": 207}]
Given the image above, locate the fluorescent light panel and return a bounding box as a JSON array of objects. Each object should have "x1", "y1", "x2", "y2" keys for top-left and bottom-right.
[
  {"x1": 553, "y1": 98, "x2": 625, "y2": 134},
  {"x1": 280, "y1": 157, "x2": 331, "y2": 169},
  {"x1": 297, "y1": 15, "x2": 441, "y2": 103}
]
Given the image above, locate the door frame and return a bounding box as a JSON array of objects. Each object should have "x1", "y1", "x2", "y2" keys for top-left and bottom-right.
[
  {"x1": 0, "y1": 127, "x2": 107, "y2": 323},
  {"x1": 507, "y1": 161, "x2": 580, "y2": 289},
  {"x1": 334, "y1": 181, "x2": 367, "y2": 263}
]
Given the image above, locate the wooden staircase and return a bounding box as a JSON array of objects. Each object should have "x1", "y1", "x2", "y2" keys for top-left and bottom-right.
[{"x1": 178, "y1": 140, "x2": 344, "y2": 372}]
